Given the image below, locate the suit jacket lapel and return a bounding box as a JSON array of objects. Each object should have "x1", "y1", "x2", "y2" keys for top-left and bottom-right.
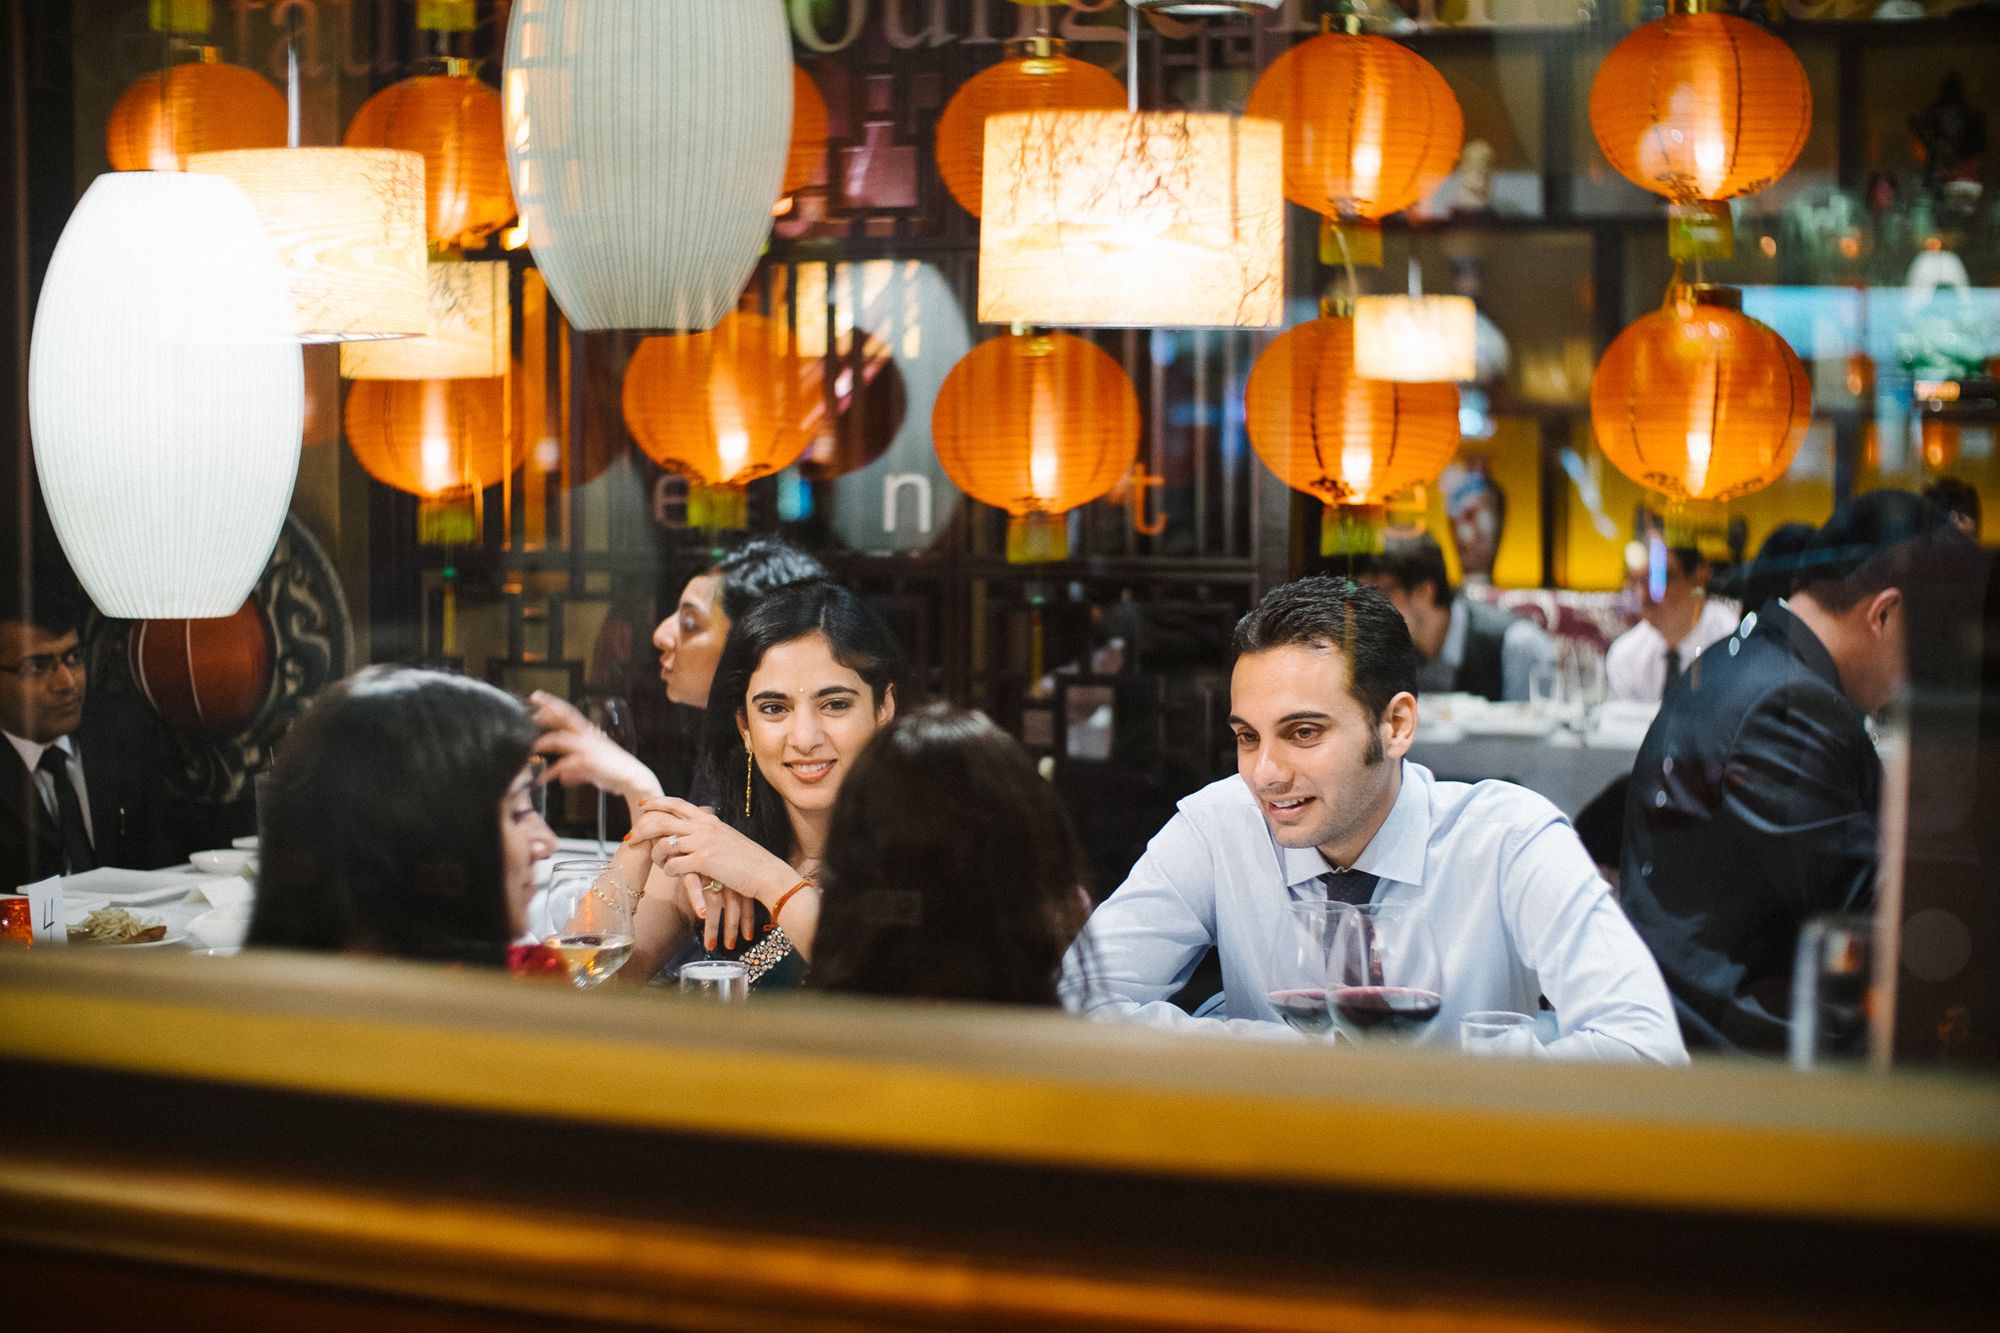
[{"x1": 1, "y1": 743, "x2": 62, "y2": 884}]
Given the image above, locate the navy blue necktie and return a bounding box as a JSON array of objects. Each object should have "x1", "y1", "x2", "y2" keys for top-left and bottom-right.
[
  {"x1": 38, "y1": 746, "x2": 97, "y2": 874},
  {"x1": 1319, "y1": 868, "x2": 1378, "y2": 906}
]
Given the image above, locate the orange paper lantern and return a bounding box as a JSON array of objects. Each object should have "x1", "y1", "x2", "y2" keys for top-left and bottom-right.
[
  {"x1": 1245, "y1": 314, "x2": 1459, "y2": 506},
  {"x1": 344, "y1": 68, "x2": 515, "y2": 250},
  {"x1": 931, "y1": 332, "x2": 1139, "y2": 560},
  {"x1": 622, "y1": 313, "x2": 816, "y2": 487},
  {"x1": 129, "y1": 597, "x2": 274, "y2": 735},
  {"x1": 1590, "y1": 285, "x2": 1810, "y2": 503},
  {"x1": 933, "y1": 38, "x2": 1125, "y2": 217},
  {"x1": 106, "y1": 56, "x2": 286, "y2": 171},
  {"x1": 344, "y1": 377, "x2": 511, "y2": 497},
  {"x1": 784, "y1": 65, "x2": 830, "y2": 198},
  {"x1": 1246, "y1": 31, "x2": 1462, "y2": 223},
  {"x1": 1588, "y1": 8, "x2": 1810, "y2": 204}
]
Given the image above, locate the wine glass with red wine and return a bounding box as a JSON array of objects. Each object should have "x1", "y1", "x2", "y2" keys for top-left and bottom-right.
[
  {"x1": 1326, "y1": 903, "x2": 1443, "y2": 1045},
  {"x1": 1267, "y1": 900, "x2": 1343, "y2": 1039}
]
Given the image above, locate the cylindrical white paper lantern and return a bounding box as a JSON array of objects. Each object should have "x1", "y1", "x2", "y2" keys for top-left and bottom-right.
[
  {"x1": 978, "y1": 110, "x2": 1284, "y2": 329},
  {"x1": 29, "y1": 171, "x2": 304, "y2": 618},
  {"x1": 341, "y1": 260, "x2": 509, "y2": 380},
  {"x1": 1353, "y1": 295, "x2": 1478, "y2": 383},
  {"x1": 187, "y1": 147, "x2": 429, "y2": 342},
  {"x1": 503, "y1": 0, "x2": 790, "y2": 332}
]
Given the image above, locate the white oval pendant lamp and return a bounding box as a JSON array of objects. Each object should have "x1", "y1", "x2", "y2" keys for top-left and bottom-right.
[
  {"x1": 503, "y1": 0, "x2": 791, "y2": 332},
  {"x1": 29, "y1": 172, "x2": 304, "y2": 618}
]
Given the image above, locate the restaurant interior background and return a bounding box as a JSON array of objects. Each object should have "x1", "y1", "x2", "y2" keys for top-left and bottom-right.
[{"x1": 4, "y1": 2, "x2": 2000, "y2": 1328}]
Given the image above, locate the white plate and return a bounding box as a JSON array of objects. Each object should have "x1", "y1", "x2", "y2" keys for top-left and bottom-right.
[
  {"x1": 189, "y1": 849, "x2": 255, "y2": 875},
  {"x1": 1457, "y1": 714, "x2": 1559, "y2": 739},
  {"x1": 231, "y1": 834, "x2": 260, "y2": 850},
  {"x1": 59, "y1": 868, "x2": 194, "y2": 905},
  {"x1": 70, "y1": 928, "x2": 188, "y2": 950}
]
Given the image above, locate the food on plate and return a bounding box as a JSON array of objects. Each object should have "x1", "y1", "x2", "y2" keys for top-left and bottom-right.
[{"x1": 68, "y1": 906, "x2": 168, "y2": 945}]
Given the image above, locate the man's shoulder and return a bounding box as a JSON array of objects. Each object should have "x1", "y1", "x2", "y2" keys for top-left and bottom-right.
[
  {"x1": 1175, "y1": 773, "x2": 1258, "y2": 824},
  {"x1": 1422, "y1": 765, "x2": 1565, "y2": 833},
  {"x1": 1605, "y1": 618, "x2": 1659, "y2": 666}
]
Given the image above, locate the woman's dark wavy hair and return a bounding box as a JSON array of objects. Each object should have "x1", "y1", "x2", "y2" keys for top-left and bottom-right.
[
  {"x1": 710, "y1": 537, "x2": 828, "y2": 624},
  {"x1": 247, "y1": 666, "x2": 537, "y2": 967},
  {"x1": 697, "y1": 580, "x2": 902, "y2": 857},
  {"x1": 810, "y1": 704, "x2": 1088, "y2": 1007}
]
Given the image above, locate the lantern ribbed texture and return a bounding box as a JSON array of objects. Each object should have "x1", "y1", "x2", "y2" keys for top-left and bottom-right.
[
  {"x1": 931, "y1": 332, "x2": 1139, "y2": 518},
  {"x1": 934, "y1": 41, "x2": 1125, "y2": 217},
  {"x1": 979, "y1": 110, "x2": 1284, "y2": 329},
  {"x1": 1590, "y1": 286, "x2": 1810, "y2": 503},
  {"x1": 1246, "y1": 32, "x2": 1462, "y2": 221},
  {"x1": 622, "y1": 313, "x2": 816, "y2": 487},
  {"x1": 504, "y1": 0, "x2": 790, "y2": 332},
  {"x1": 187, "y1": 147, "x2": 430, "y2": 342},
  {"x1": 28, "y1": 172, "x2": 303, "y2": 618},
  {"x1": 106, "y1": 60, "x2": 287, "y2": 171},
  {"x1": 341, "y1": 260, "x2": 509, "y2": 380},
  {"x1": 345, "y1": 377, "x2": 511, "y2": 497},
  {"x1": 129, "y1": 598, "x2": 274, "y2": 735},
  {"x1": 784, "y1": 66, "x2": 830, "y2": 198},
  {"x1": 344, "y1": 73, "x2": 515, "y2": 250},
  {"x1": 1245, "y1": 316, "x2": 1459, "y2": 506},
  {"x1": 1589, "y1": 14, "x2": 1810, "y2": 203}
]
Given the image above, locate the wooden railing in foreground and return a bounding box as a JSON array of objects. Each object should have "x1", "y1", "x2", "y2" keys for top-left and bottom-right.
[{"x1": 2, "y1": 949, "x2": 1996, "y2": 1331}]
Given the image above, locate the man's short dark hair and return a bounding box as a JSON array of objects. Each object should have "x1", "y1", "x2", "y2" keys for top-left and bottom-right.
[
  {"x1": 1923, "y1": 476, "x2": 1980, "y2": 533},
  {"x1": 1233, "y1": 576, "x2": 1420, "y2": 721},
  {"x1": 1357, "y1": 534, "x2": 1455, "y2": 608},
  {"x1": 1797, "y1": 489, "x2": 1965, "y2": 614},
  {"x1": 0, "y1": 570, "x2": 84, "y2": 638}
]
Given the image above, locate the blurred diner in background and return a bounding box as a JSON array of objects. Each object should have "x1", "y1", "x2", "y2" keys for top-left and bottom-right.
[{"x1": 3, "y1": 2, "x2": 1998, "y2": 1328}]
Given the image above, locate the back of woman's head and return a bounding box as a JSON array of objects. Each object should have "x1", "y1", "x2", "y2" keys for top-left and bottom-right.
[
  {"x1": 811, "y1": 704, "x2": 1088, "y2": 1006},
  {"x1": 712, "y1": 538, "x2": 828, "y2": 623},
  {"x1": 248, "y1": 666, "x2": 537, "y2": 966},
  {"x1": 698, "y1": 580, "x2": 902, "y2": 851}
]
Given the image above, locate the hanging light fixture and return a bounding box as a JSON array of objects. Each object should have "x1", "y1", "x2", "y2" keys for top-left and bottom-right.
[
  {"x1": 504, "y1": 0, "x2": 791, "y2": 331},
  {"x1": 1246, "y1": 15, "x2": 1462, "y2": 266},
  {"x1": 933, "y1": 36, "x2": 1125, "y2": 217},
  {"x1": 931, "y1": 331, "x2": 1140, "y2": 563},
  {"x1": 344, "y1": 58, "x2": 516, "y2": 251},
  {"x1": 1589, "y1": 0, "x2": 1810, "y2": 256},
  {"x1": 29, "y1": 171, "x2": 303, "y2": 617},
  {"x1": 345, "y1": 376, "x2": 512, "y2": 544},
  {"x1": 1245, "y1": 302, "x2": 1459, "y2": 552},
  {"x1": 106, "y1": 49, "x2": 286, "y2": 171},
  {"x1": 979, "y1": 109, "x2": 1284, "y2": 329},
  {"x1": 1354, "y1": 255, "x2": 1477, "y2": 383},
  {"x1": 1127, "y1": 1, "x2": 1283, "y2": 13},
  {"x1": 622, "y1": 313, "x2": 818, "y2": 525},
  {"x1": 187, "y1": 147, "x2": 429, "y2": 342},
  {"x1": 340, "y1": 259, "x2": 508, "y2": 380},
  {"x1": 783, "y1": 65, "x2": 831, "y2": 203},
  {"x1": 1590, "y1": 283, "x2": 1810, "y2": 503}
]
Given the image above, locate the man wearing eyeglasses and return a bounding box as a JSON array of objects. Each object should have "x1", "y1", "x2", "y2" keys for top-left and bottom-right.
[{"x1": 1, "y1": 576, "x2": 165, "y2": 891}]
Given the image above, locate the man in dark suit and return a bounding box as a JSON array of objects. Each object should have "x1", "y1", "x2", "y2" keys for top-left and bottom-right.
[
  {"x1": 1619, "y1": 491, "x2": 1964, "y2": 1054},
  {"x1": 1358, "y1": 535, "x2": 1559, "y2": 703},
  {"x1": 1, "y1": 577, "x2": 170, "y2": 891}
]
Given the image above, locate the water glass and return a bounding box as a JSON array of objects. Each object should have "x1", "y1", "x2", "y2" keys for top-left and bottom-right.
[
  {"x1": 1460, "y1": 1010, "x2": 1538, "y2": 1058},
  {"x1": 1527, "y1": 661, "x2": 1561, "y2": 712},
  {"x1": 679, "y1": 959, "x2": 749, "y2": 1001},
  {"x1": 1789, "y1": 914, "x2": 1874, "y2": 1070}
]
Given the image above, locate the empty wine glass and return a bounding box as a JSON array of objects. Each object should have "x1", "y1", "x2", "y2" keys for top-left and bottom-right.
[
  {"x1": 1267, "y1": 900, "x2": 1343, "y2": 1039},
  {"x1": 541, "y1": 861, "x2": 634, "y2": 989},
  {"x1": 1326, "y1": 903, "x2": 1444, "y2": 1045},
  {"x1": 587, "y1": 696, "x2": 634, "y2": 855}
]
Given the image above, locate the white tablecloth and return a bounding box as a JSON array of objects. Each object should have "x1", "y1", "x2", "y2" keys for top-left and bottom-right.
[{"x1": 1409, "y1": 731, "x2": 1643, "y2": 819}]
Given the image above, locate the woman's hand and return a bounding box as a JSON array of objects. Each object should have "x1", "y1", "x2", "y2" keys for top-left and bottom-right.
[
  {"x1": 630, "y1": 799, "x2": 796, "y2": 950},
  {"x1": 530, "y1": 691, "x2": 663, "y2": 815}
]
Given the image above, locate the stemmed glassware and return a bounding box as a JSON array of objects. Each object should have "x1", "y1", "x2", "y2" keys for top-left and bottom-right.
[
  {"x1": 587, "y1": 696, "x2": 633, "y2": 855},
  {"x1": 1267, "y1": 901, "x2": 1344, "y2": 1038},
  {"x1": 1326, "y1": 903, "x2": 1444, "y2": 1045},
  {"x1": 539, "y1": 860, "x2": 634, "y2": 989}
]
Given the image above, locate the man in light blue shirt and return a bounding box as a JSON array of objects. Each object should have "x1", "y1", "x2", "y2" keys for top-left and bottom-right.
[{"x1": 1062, "y1": 576, "x2": 1686, "y2": 1064}]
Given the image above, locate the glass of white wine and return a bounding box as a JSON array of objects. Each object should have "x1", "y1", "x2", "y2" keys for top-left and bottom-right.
[{"x1": 541, "y1": 863, "x2": 635, "y2": 989}]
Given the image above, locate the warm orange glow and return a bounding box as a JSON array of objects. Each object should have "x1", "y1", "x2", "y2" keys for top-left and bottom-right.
[
  {"x1": 344, "y1": 71, "x2": 516, "y2": 250},
  {"x1": 1589, "y1": 14, "x2": 1810, "y2": 203},
  {"x1": 933, "y1": 38, "x2": 1125, "y2": 217},
  {"x1": 621, "y1": 313, "x2": 817, "y2": 487},
  {"x1": 1245, "y1": 31, "x2": 1462, "y2": 222},
  {"x1": 1590, "y1": 286, "x2": 1810, "y2": 503},
  {"x1": 930, "y1": 331, "x2": 1139, "y2": 520},
  {"x1": 783, "y1": 65, "x2": 830, "y2": 199},
  {"x1": 1245, "y1": 314, "x2": 1459, "y2": 506},
  {"x1": 106, "y1": 56, "x2": 286, "y2": 171},
  {"x1": 344, "y1": 377, "x2": 511, "y2": 497}
]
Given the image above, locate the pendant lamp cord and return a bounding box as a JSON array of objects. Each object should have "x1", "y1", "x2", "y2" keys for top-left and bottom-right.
[
  {"x1": 1126, "y1": 4, "x2": 1139, "y2": 114},
  {"x1": 285, "y1": 6, "x2": 301, "y2": 149}
]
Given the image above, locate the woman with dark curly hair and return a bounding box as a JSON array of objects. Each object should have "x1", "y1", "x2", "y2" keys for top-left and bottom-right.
[{"x1": 247, "y1": 666, "x2": 554, "y2": 967}]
